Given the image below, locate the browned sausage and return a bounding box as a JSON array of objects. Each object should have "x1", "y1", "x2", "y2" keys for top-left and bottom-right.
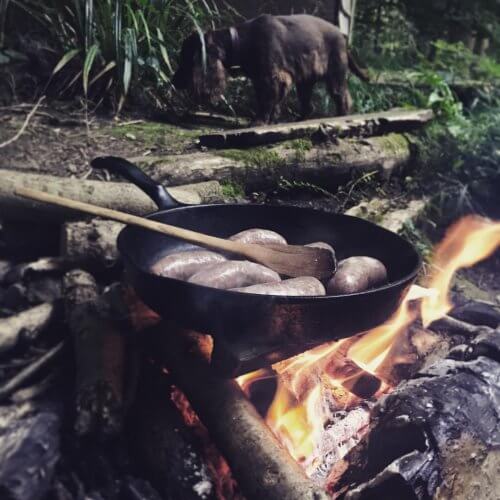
[
  {"x1": 231, "y1": 277, "x2": 326, "y2": 296},
  {"x1": 151, "y1": 250, "x2": 226, "y2": 280},
  {"x1": 327, "y1": 256, "x2": 388, "y2": 295},
  {"x1": 188, "y1": 261, "x2": 281, "y2": 290},
  {"x1": 306, "y1": 242, "x2": 336, "y2": 258},
  {"x1": 229, "y1": 228, "x2": 287, "y2": 246}
]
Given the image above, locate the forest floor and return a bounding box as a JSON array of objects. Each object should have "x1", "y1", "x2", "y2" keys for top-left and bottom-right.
[{"x1": 0, "y1": 102, "x2": 208, "y2": 179}]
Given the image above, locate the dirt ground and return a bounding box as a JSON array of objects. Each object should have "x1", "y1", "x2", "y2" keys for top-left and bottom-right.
[{"x1": 0, "y1": 102, "x2": 208, "y2": 180}]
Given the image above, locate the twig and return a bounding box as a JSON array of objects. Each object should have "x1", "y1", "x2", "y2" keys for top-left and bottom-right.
[
  {"x1": 0, "y1": 341, "x2": 65, "y2": 402},
  {"x1": 0, "y1": 96, "x2": 46, "y2": 149}
]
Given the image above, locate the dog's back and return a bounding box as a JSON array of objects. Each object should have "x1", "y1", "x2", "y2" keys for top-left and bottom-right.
[{"x1": 239, "y1": 14, "x2": 345, "y2": 83}]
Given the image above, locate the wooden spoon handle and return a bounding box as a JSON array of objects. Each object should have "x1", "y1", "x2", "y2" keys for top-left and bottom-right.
[{"x1": 15, "y1": 187, "x2": 245, "y2": 255}]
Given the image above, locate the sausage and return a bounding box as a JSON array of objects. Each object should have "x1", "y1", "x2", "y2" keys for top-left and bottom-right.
[
  {"x1": 306, "y1": 242, "x2": 336, "y2": 259},
  {"x1": 151, "y1": 250, "x2": 227, "y2": 280},
  {"x1": 231, "y1": 277, "x2": 326, "y2": 296},
  {"x1": 327, "y1": 256, "x2": 388, "y2": 295},
  {"x1": 188, "y1": 261, "x2": 281, "y2": 290},
  {"x1": 229, "y1": 228, "x2": 287, "y2": 246}
]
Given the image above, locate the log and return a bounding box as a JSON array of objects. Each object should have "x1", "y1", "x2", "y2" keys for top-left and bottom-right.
[
  {"x1": 0, "y1": 169, "x2": 224, "y2": 222},
  {"x1": 0, "y1": 342, "x2": 65, "y2": 403},
  {"x1": 149, "y1": 323, "x2": 328, "y2": 500},
  {"x1": 0, "y1": 399, "x2": 62, "y2": 500},
  {"x1": 198, "y1": 109, "x2": 433, "y2": 148},
  {"x1": 327, "y1": 327, "x2": 500, "y2": 499},
  {"x1": 63, "y1": 269, "x2": 126, "y2": 438},
  {"x1": 0, "y1": 302, "x2": 60, "y2": 355},
  {"x1": 135, "y1": 133, "x2": 413, "y2": 192},
  {"x1": 130, "y1": 362, "x2": 218, "y2": 500},
  {"x1": 61, "y1": 220, "x2": 124, "y2": 270}
]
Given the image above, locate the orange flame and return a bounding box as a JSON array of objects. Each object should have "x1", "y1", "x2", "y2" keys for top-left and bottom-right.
[
  {"x1": 421, "y1": 216, "x2": 500, "y2": 327},
  {"x1": 236, "y1": 216, "x2": 500, "y2": 475}
]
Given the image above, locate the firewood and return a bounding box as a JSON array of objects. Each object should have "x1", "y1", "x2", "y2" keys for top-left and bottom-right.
[
  {"x1": 61, "y1": 220, "x2": 124, "y2": 271},
  {"x1": 0, "y1": 302, "x2": 60, "y2": 355},
  {"x1": 149, "y1": 322, "x2": 329, "y2": 500},
  {"x1": 0, "y1": 399, "x2": 62, "y2": 500},
  {"x1": 327, "y1": 327, "x2": 500, "y2": 499},
  {"x1": 130, "y1": 362, "x2": 218, "y2": 500},
  {"x1": 0, "y1": 342, "x2": 64, "y2": 402},
  {"x1": 0, "y1": 169, "x2": 224, "y2": 223},
  {"x1": 63, "y1": 270, "x2": 126, "y2": 438}
]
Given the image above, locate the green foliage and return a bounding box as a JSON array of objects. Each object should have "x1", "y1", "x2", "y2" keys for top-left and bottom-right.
[
  {"x1": 413, "y1": 69, "x2": 464, "y2": 121},
  {"x1": 277, "y1": 177, "x2": 335, "y2": 199},
  {"x1": 8, "y1": 0, "x2": 224, "y2": 110},
  {"x1": 221, "y1": 181, "x2": 245, "y2": 199}
]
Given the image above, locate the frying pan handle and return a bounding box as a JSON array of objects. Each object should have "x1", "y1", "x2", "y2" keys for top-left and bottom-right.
[{"x1": 91, "y1": 156, "x2": 181, "y2": 210}]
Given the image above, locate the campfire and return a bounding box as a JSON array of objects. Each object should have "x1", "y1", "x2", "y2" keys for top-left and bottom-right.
[
  {"x1": 0, "y1": 215, "x2": 499, "y2": 500},
  {"x1": 236, "y1": 215, "x2": 500, "y2": 488}
]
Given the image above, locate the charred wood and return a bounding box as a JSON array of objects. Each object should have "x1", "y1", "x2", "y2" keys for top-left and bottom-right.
[
  {"x1": 149, "y1": 322, "x2": 329, "y2": 500},
  {"x1": 130, "y1": 362, "x2": 216, "y2": 500},
  {"x1": 328, "y1": 328, "x2": 500, "y2": 499},
  {"x1": 3, "y1": 257, "x2": 73, "y2": 285},
  {"x1": 0, "y1": 302, "x2": 60, "y2": 355},
  {"x1": 0, "y1": 399, "x2": 62, "y2": 500},
  {"x1": 63, "y1": 270, "x2": 126, "y2": 438},
  {"x1": 449, "y1": 300, "x2": 500, "y2": 329}
]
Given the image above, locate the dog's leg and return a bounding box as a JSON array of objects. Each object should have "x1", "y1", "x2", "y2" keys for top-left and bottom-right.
[
  {"x1": 297, "y1": 81, "x2": 314, "y2": 120},
  {"x1": 326, "y1": 50, "x2": 351, "y2": 116}
]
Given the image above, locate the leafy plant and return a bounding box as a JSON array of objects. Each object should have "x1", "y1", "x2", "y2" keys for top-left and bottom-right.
[{"x1": 9, "y1": 0, "x2": 224, "y2": 110}]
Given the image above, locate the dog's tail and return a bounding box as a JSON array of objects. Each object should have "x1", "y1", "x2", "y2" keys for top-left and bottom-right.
[{"x1": 348, "y1": 50, "x2": 370, "y2": 82}]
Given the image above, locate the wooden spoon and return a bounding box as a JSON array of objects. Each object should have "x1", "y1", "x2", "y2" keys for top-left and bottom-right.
[{"x1": 16, "y1": 187, "x2": 336, "y2": 280}]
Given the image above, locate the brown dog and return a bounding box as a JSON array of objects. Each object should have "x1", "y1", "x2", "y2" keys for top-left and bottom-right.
[{"x1": 172, "y1": 14, "x2": 369, "y2": 123}]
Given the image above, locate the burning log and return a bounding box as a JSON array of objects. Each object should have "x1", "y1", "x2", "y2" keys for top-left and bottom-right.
[
  {"x1": 148, "y1": 322, "x2": 329, "y2": 500},
  {"x1": 63, "y1": 270, "x2": 126, "y2": 438},
  {"x1": 327, "y1": 326, "x2": 500, "y2": 499},
  {"x1": 0, "y1": 302, "x2": 60, "y2": 355},
  {"x1": 0, "y1": 399, "x2": 62, "y2": 500},
  {"x1": 61, "y1": 219, "x2": 124, "y2": 271},
  {"x1": 274, "y1": 338, "x2": 382, "y2": 403},
  {"x1": 130, "y1": 362, "x2": 217, "y2": 500}
]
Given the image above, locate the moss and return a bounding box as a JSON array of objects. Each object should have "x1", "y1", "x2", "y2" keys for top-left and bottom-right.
[
  {"x1": 110, "y1": 121, "x2": 203, "y2": 152},
  {"x1": 219, "y1": 147, "x2": 285, "y2": 170},
  {"x1": 376, "y1": 133, "x2": 410, "y2": 155},
  {"x1": 221, "y1": 181, "x2": 245, "y2": 199},
  {"x1": 287, "y1": 138, "x2": 313, "y2": 152}
]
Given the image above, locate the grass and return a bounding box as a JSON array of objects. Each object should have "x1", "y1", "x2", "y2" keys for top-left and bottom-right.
[{"x1": 5, "y1": 0, "x2": 226, "y2": 111}]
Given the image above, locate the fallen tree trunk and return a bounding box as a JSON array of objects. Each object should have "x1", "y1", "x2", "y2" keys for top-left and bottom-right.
[
  {"x1": 149, "y1": 323, "x2": 328, "y2": 500},
  {"x1": 0, "y1": 169, "x2": 224, "y2": 223},
  {"x1": 199, "y1": 108, "x2": 433, "y2": 148},
  {"x1": 63, "y1": 270, "x2": 126, "y2": 438},
  {"x1": 135, "y1": 133, "x2": 413, "y2": 192}
]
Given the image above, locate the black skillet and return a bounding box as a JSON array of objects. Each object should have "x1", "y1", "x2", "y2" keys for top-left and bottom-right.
[{"x1": 92, "y1": 156, "x2": 421, "y2": 377}]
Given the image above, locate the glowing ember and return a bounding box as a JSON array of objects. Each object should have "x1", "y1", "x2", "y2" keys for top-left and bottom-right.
[
  {"x1": 422, "y1": 215, "x2": 500, "y2": 327},
  {"x1": 237, "y1": 216, "x2": 500, "y2": 479}
]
